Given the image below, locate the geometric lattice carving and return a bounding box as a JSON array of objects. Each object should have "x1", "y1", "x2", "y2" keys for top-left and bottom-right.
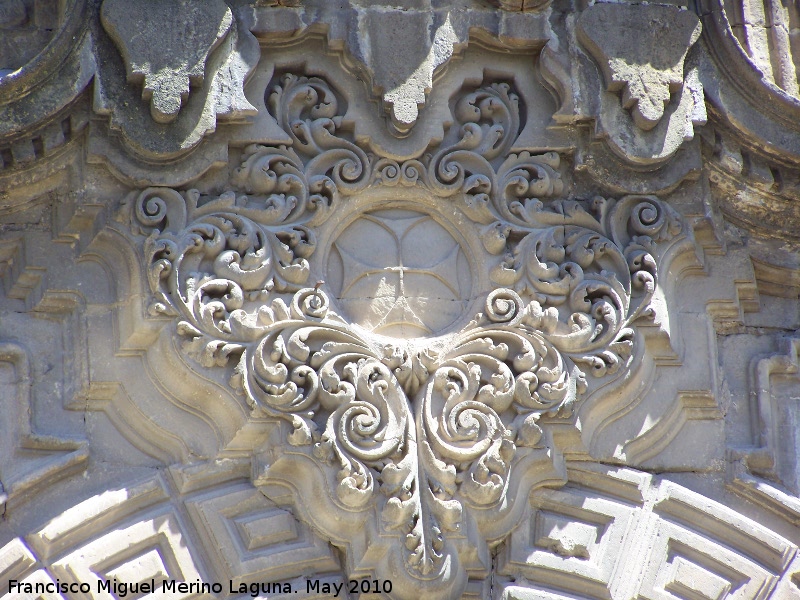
[
  {"x1": 26, "y1": 477, "x2": 169, "y2": 561},
  {"x1": 49, "y1": 512, "x2": 205, "y2": 596},
  {"x1": 664, "y1": 556, "x2": 732, "y2": 600},
  {"x1": 647, "y1": 483, "x2": 794, "y2": 599},
  {"x1": 640, "y1": 535, "x2": 760, "y2": 599},
  {"x1": 1, "y1": 475, "x2": 347, "y2": 599},
  {"x1": 532, "y1": 512, "x2": 603, "y2": 560},
  {"x1": 498, "y1": 464, "x2": 798, "y2": 600},
  {"x1": 185, "y1": 485, "x2": 340, "y2": 585},
  {"x1": 3, "y1": 569, "x2": 66, "y2": 600},
  {"x1": 0, "y1": 538, "x2": 39, "y2": 596},
  {"x1": 502, "y1": 473, "x2": 637, "y2": 597}
]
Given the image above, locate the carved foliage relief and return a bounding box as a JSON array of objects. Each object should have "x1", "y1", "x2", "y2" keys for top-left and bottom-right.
[{"x1": 124, "y1": 73, "x2": 687, "y2": 596}]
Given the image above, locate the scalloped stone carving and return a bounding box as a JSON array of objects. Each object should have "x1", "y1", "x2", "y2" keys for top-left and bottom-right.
[
  {"x1": 101, "y1": 0, "x2": 232, "y2": 124},
  {"x1": 577, "y1": 3, "x2": 702, "y2": 131},
  {"x1": 123, "y1": 72, "x2": 688, "y2": 599}
]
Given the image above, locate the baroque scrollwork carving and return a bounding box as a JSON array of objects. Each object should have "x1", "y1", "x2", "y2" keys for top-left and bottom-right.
[{"x1": 124, "y1": 73, "x2": 687, "y2": 598}]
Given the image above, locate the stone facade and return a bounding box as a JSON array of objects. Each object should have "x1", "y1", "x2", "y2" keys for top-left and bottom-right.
[{"x1": 1, "y1": 1, "x2": 800, "y2": 598}]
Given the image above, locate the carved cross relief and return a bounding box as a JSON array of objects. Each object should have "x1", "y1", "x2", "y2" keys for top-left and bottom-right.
[
  {"x1": 124, "y1": 72, "x2": 687, "y2": 598},
  {"x1": 331, "y1": 210, "x2": 469, "y2": 337}
]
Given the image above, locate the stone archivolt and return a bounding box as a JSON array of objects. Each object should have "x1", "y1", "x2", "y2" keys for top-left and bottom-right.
[{"x1": 122, "y1": 73, "x2": 689, "y2": 597}]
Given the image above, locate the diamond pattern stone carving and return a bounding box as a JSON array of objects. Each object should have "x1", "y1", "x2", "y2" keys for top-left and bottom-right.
[
  {"x1": 185, "y1": 485, "x2": 339, "y2": 584},
  {"x1": 498, "y1": 465, "x2": 799, "y2": 599},
  {"x1": 50, "y1": 512, "x2": 204, "y2": 597}
]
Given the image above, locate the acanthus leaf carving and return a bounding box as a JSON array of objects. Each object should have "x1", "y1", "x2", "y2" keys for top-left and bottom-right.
[{"x1": 123, "y1": 72, "x2": 688, "y2": 599}]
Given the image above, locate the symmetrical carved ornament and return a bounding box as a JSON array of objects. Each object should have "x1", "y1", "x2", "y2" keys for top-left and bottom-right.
[
  {"x1": 123, "y1": 73, "x2": 686, "y2": 597},
  {"x1": 577, "y1": 4, "x2": 702, "y2": 131},
  {"x1": 101, "y1": 0, "x2": 233, "y2": 124}
]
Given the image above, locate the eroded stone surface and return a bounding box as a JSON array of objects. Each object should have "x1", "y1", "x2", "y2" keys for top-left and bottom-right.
[
  {"x1": 101, "y1": 0, "x2": 233, "y2": 124},
  {"x1": 329, "y1": 209, "x2": 472, "y2": 337},
  {"x1": 0, "y1": 0, "x2": 59, "y2": 76},
  {"x1": 2, "y1": 1, "x2": 800, "y2": 599},
  {"x1": 577, "y1": 3, "x2": 701, "y2": 131}
]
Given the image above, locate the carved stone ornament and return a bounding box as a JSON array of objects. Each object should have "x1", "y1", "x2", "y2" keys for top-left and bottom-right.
[
  {"x1": 101, "y1": 0, "x2": 233, "y2": 124},
  {"x1": 577, "y1": 3, "x2": 702, "y2": 130},
  {"x1": 123, "y1": 73, "x2": 687, "y2": 598}
]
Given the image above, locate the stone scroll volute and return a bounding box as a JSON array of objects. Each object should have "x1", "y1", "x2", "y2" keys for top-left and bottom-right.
[{"x1": 122, "y1": 72, "x2": 691, "y2": 599}]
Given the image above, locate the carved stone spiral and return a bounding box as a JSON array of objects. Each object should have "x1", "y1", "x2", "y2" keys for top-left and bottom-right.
[
  {"x1": 134, "y1": 187, "x2": 187, "y2": 231},
  {"x1": 485, "y1": 288, "x2": 523, "y2": 323},
  {"x1": 124, "y1": 74, "x2": 689, "y2": 599},
  {"x1": 291, "y1": 287, "x2": 329, "y2": 319}
]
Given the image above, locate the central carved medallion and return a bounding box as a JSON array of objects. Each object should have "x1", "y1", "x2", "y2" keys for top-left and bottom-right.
[
  {"x1": 123, "y1": 72, "x2": 687, "y2": 599},
  {"x1": 329, "y1": 209, "x2": 472, "y2": 338}
]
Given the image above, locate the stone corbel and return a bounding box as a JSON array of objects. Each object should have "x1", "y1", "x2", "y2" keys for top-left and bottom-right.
[
  {"x1": 101, "y1": 0, "x2": 234, "y2": 125},
  {"x1": 575, "y1": 3, "x2": 706, "y2": 167},
  {"x1": 91, "y1": 0, "x2": 262, "y2": 180},
  {"x1": 248, "y1": 1, "x2": 552, "y2": 137},
  {"x1": 577, "y1": 4, "x2": 701, "y2": 131}
]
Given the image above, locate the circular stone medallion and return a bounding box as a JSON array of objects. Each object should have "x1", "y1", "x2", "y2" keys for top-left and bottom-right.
[{"x1": 327, "y1": 209, "x2": 472, "y2": 338}]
